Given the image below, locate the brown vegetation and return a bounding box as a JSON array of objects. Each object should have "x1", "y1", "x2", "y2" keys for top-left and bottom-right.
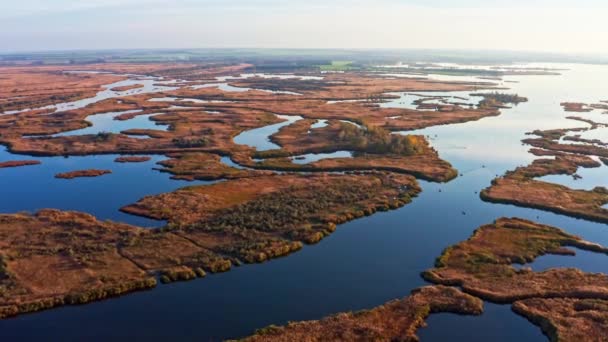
[
  {"x1": 420, "y1": 217, "x2": 608, "y2": 340},
  {"x1": 157, "y1": 152, "x2": 270, "y2": 181},
  {"x1": 0, "y1": 66, "x2": 125, "y2": 113},
  {"x1": 480, "y1": 156, "x2": 608, "y2": 224},
  {"x1": 0, "y1": 210, "x2": 156, "y2": 319},
  {"x1": 561, "y1": 101, "x2": 608, "y2": 113},
  {"x1": 122, "y1": 172, "x2": 420, "y2": 227},
  {"x1": 473, "y1": 92, "x2": 528, "y2": 109},
  {"x1": 239, "y1": 120, "x2": 457, "y2": 182},
  {"x1": 0, "y1": 160, "x2": 41, "y2": 168},
  {"x1": 0, "y1": 208, "x2": 237, "y2": 319},
  {"x1": 561, "y1": 102, "x2": 594, "y2": 112},
  {"x1": 109, "y1": 84, "x2": 145, "y2": 92},
  {"x1": 114, "y1": 156, "x2": 151, "y2": 163},
  {"x1": 513, "y1": 298, "x2": 608, "y2": 342},
  {"x1": 55, "y1": 169, "x2": 112, "y2": 179}
]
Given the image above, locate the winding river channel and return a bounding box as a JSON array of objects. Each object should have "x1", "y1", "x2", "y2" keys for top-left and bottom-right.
[{"x1": 1, "y1": 64, "x2": 607, "y2": 341}]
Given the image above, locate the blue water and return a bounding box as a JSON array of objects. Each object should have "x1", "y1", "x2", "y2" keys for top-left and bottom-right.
[
  {"x1": 220, "y1": 156, "x2": 249, "y2": 170},
  {"x1": 53, "y1": 110, "x2": 168, "y2": 137},
  {"x1": 538, "y1": 162, "x2": 608, "y2": 191},
  {"x1": 310, "y1": 119, "x2": 328, "y2": 129},
  {"x1": 291, "y1": 151, "x2": 353, "y2": 164},
  {"x1": 513, "y1": 248, "x2": 608, "y2": 274},
  {"x1": 575, "y1": 126, "x2": 608, "y2": 141},
  {"x1": 0, "y1": 147, "x2": 203, "y2": 227},
  {"x1": 381, "y1": 91, "x2": 483, "y2": 110},
  {"x1": 233, "y1": 115, "x2": 303, "y2": 151},
  {"x1": 419, "y1": 303, "x2": 545, "y2": 341},
  {"x1": 1, "y1": 63, "x2": 608, "y2": 341}
]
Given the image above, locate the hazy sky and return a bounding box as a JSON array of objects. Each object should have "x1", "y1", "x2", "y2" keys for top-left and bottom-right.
[{"x1": 1, "y1": 0, "x2": 607, "y2": 54}]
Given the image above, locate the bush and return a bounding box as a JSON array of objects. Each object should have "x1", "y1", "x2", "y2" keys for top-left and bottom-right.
[
  {"x1": 337, "y1": 123, "x2": 421, "y2": 155},
  {"x1": 95, "y1": 131, "x2": 113, "y2": 142}
]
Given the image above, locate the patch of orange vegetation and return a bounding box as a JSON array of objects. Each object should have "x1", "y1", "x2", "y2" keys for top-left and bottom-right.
[
  {"x1": 158, "y1": 152, "x2": 271, "y2": 181},
  {"x1": 0, "y1": 160, "x2": 40, "y2": 168},
  {"x1": 110, "y1": 84, "x2": 145, "y2": 92},
  {"x1": 55, "y1": 169, "x2": 112, "y2": 179},
  {"x1": 0, "y1": 67, "x2": 125, "y2": 112},
  {"x1": 114, "y1": 156, "x2": 151, "y2": 163},
  {"x1": 513, "y1": 298, "x2": 608, "y2": 341},
  {"x1": 122, "y1": 174, "x2": 344, "y2": 224}
]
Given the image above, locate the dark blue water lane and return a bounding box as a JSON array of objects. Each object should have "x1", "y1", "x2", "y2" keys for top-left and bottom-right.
[
  {"x1": 513, "y1": 248, "x2": 608, "y2": 274},
  {"x1": 233, "y1": 115, "x2": 303, "y2": 151},
  {"x1": 418, "y1": 303, "x2": 546, "y2": 341},
  {"x1": 0, "y1": 147, "x2": 204, "y2": 227}
]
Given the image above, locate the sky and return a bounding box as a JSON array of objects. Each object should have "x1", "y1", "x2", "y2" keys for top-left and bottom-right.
[{"x1": 1, "y1": 0, "x2": 607, "y2": 54}]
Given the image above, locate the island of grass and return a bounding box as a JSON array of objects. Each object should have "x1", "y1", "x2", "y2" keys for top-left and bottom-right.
[
  {"x1": 480, "y1": 155, "x2": 608, "y2": 224},
  {"x1": 421, "y1": 217, "x2": 608, "y2": 340},
  {"x1": 513, "y1": 298, "x2": 608, "y2": 341},
  {"x1": 0, "y1": 160, "x2": 41, "y2": 169},
  {"x1": 157, "y1": 152, "x2": 270, "y2": 181},
  {"x1": 55, "y1": 169, "x2": 112, "y2": 179},
  {"x1": 232, "y1": 120, "x2": 458, "y2": 182},
  {"x1": 114, "y1": 156, "x2": 152, "y2": 163},
  {"x1": 561, "y1": 101, "x2": 608, "y2": 113},
  {"x1": 472, "y1": 92, "x2": 528, "y2": 109},
  {"x1": 523, "y1": 130, "x2": 608, "y2": 159},
  {"x1": 422, "y1": 217, "x2": 608, "y2": 302},
  {"x1": 481, "y1": 117, "x2": 608, "y2": 223},
  {"x1": 235, "y1": 286, "x2": 482, "y2": 342},
  {"x1": 121, "y1": 172, "x2": 421, "y2": 243},
  {"x1": 109, "y1": 84, "x2": 145, "y2": 92},
  {"x1": 561, "y1": 102, "x2": 594, "y2": 112}
]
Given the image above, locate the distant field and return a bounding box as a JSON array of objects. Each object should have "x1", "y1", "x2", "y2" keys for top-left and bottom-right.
[{"x1": 319, "y1": 61, "x2": 355, "y2": 71}]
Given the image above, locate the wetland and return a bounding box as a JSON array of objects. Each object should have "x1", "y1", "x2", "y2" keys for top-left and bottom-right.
[{"x1": 0, "y1": 59, "x2": 607, "y2": 341}]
